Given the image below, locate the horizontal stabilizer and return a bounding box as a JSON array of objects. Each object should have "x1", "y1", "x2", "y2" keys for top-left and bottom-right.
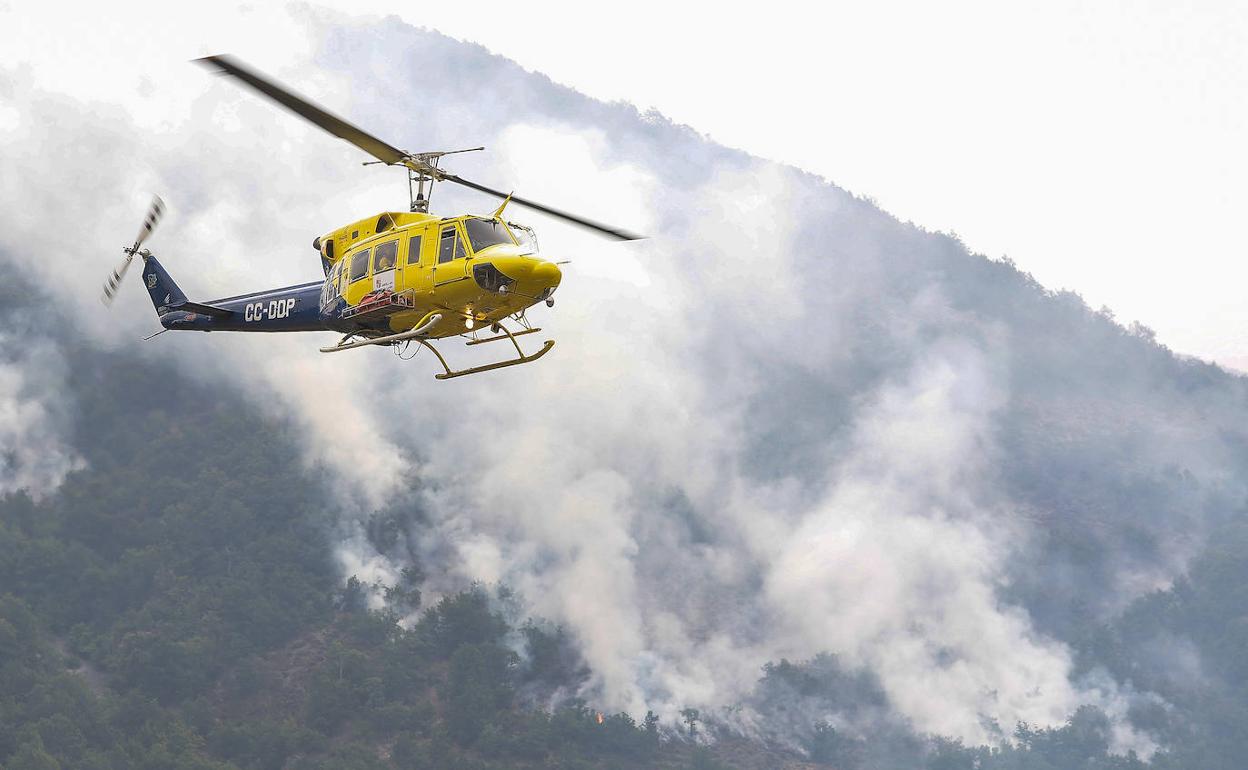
[{"x1": 174, "y1": 301, "x2": 234, "y2": 318}]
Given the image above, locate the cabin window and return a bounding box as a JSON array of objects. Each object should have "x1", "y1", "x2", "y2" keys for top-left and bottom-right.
[
  {"x1": 438, "y1": 226, "x2": 465, "y2": 264},
  {"x1": 349, "y1": 248, "x2": 371, "y2": 282},
  {"x1": 464, "y1": 218, "x2": 515, "y2": 253},
  {"x1": 407, "y1": 235, "x2": 423, "y2": 266},
  {"x1": 373, "y1": 240, "x2": 399, "y2": 273}
]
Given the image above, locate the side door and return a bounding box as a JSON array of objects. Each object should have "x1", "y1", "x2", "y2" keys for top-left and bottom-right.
[
  {"x1": 398, "y1": 231, "x2": 431, "y2": 296},
  {"x1": 432, "y1": 222, "x2": 468, "y2": 286}
]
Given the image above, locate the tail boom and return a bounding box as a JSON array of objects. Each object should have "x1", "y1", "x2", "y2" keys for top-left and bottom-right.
[{"x1": 142, "y1": 257, "x2": 325, "y2": 332}]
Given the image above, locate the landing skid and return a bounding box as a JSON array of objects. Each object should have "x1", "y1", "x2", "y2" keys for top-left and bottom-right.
[
  {"x1": 319, "y1": 315, "x2": 553, "y2": 380},
  {"x1": 422, "y1": 324, "x2": 554, "y2": 380}
]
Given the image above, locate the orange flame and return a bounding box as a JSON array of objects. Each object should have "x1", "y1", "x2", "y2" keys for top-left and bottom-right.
[{"x1": 596, "y1": 712, "x2": 604, "y2": 725}]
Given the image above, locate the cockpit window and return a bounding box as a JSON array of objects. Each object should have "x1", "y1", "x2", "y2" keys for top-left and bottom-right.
[{"x1": 463, "y1": 218, "x2": 515, "y2": 254}]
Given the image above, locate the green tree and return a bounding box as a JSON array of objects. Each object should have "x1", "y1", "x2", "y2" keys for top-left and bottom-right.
[
  {"x1": 416, "y1": 588, "x2": 508, "y2": 659},
  {"x1": 444, "y1": 642, "x2": 518, "y2": 745}
]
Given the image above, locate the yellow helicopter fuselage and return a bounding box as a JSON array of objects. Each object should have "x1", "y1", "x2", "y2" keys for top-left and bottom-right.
[{"x1": 316, "y1": 210, "x2": 562, "y2": 339}]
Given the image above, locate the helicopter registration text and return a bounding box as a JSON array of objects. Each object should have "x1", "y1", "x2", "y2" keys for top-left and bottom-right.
[{"x1": 244, "y1": 298, "x2": 298, "y2": 322}]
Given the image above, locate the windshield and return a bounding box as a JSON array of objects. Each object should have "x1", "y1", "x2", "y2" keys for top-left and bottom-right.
[
  {"x1": 463, "y1": 218, "x2": 515, "y2": 254},
  {"x1": 508, "y1": 221, "x2": 538, "y2": 253}
]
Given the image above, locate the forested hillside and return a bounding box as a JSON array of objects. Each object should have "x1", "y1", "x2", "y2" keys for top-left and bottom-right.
[{"x1": 3, "y1": 262, "x2": 1248, "y2": 769}]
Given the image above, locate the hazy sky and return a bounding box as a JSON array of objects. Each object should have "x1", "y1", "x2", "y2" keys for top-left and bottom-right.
[{"x1": 6, "y1": 1, "x2": 1244, "y2": 363}]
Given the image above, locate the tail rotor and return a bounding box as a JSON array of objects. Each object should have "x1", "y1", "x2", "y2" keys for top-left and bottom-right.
[{"x1": 103, "y1": 195, "x2": 165, "y2": 306}]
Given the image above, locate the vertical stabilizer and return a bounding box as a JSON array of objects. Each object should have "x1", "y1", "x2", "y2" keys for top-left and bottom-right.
[{"x1": 140, "y1": 256, "x2": 187, "y2": 315}]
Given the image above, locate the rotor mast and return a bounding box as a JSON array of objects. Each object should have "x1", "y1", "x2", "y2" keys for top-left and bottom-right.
[{"x1": 396, "y1": 147, "x2": 484, "y2": 213}]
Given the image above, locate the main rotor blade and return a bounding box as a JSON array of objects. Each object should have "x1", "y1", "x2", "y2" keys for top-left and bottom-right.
[
  {"x1": 442, "y1": 174, "x2": 645, "y2": 241},
  {"x1": 195, "y1": 54, "x2": 408, "y2": 165}
]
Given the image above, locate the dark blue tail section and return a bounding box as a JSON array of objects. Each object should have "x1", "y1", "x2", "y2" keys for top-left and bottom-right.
[
  {"x1": 139, "y1": 255, "x2": 326, "y2": 333},
  {"x1": 141, "y1": 256, "x2": 187, "y2": 315}
]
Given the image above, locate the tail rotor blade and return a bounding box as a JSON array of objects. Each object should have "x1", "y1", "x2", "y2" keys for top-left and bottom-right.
[
  {"x1": 107, "y1": 195, "x2": 165, "y2": 307},
  {"x1": 133, "y1": 195, "x2": 165, "y2": 249},
  {"x1": 102, "y1": 253, "x2": 134, "y2": 306}
]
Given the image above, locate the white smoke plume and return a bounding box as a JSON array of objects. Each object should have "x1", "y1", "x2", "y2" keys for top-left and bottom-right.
[{"x1": 0, "y1": 336, "x2": 84, "y2": 500}]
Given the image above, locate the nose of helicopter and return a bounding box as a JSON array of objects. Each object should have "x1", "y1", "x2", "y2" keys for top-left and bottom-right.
[
  {"x1": 532, "y1": 260, "x2": 561, "y2": 292},
  {"x1": 480, "y1": 255, "x2": 561, "y2": 297}
]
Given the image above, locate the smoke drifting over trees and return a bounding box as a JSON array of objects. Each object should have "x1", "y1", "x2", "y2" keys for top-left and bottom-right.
[{"x1": 3, "y1": 7, "x2": 1248, "y2": 768}]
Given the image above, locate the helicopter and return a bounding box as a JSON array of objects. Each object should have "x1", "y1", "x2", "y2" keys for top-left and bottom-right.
[{"x1": 103, "y1": 55, "x2": 642, "y2": 379}]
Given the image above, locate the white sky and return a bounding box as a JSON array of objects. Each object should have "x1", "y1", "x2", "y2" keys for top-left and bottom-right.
[
  {"x1": 426, "y1": 1, "x2": 1248, "y2": 366},
  {"x1": 5, "y1": 0, "x2": 1247, "y2": 363}
]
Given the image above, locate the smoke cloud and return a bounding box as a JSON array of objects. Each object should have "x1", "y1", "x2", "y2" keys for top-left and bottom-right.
[{"x1": 0, "y1": 334, "x2": 84, "y2": 500}]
